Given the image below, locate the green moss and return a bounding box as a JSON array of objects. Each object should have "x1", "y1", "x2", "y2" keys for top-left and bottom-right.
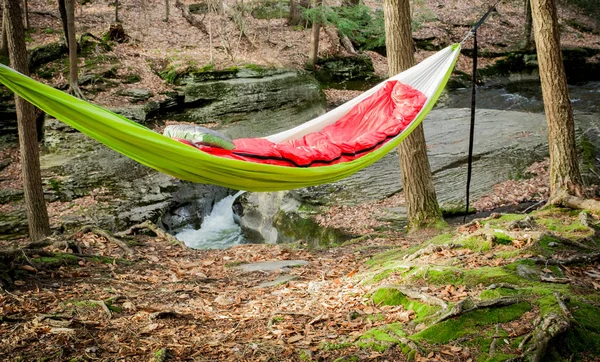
[
  {"x1": 356, "y1": 324, "x2": 406, "y2": 352},
  {"x1": 31, "y1": 253, "x2": 78, "y2": 265},
  {"x1": 483, "y1": 214, "x2": 525, "y2": 228},
  {"x1": 460, "y1": 236, "x2": 492, "y2": 252},
  {"x1": 479, "y1": 287, "x2": 521, "y2": 300},
  {"x1": 224, "y1": 261, "x2": 246, "y2": 268},
  {"x1": 495, "y1": 249, "x2": 524, "y2": 259},
  {"x1": 539, "y1": 218, "x2": 589, "y2": 234},
  {"x1": 371, "y1": 288, "x2": 440, "y2": 322},
  {"x1": 412, "y1": 302, "x2": 531, "y2": 344},
  {"x1": 493, "y1": 232, "x2": 512, "y2": 245},
  {"x1": 319, "y1": 341, "x2": 353, "y2": 350},
  {"x1": 371, "y1": 269, "x2": 393, "y2": 283},
  {"x1": 299, "y1": 350, "x2": 311, "y2": 361}
]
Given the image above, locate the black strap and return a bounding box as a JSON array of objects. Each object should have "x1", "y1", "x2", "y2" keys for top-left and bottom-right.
[
  {"x1": 464, "y1": 32, "x2": 478, "y2": 222},
  {"x1": 471, "y1": 1, "x2": 500, "y2": 34}
]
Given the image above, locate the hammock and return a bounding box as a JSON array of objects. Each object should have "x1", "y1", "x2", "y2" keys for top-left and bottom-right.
[{"x1": 0, "y1": 44, "x2": 461, "y2": 191}]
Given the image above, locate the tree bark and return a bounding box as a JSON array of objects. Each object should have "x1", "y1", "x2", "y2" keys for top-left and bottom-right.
[
  {"x1": 23, "y1": 0, "x2": 29, "y2": 29},
  {"x1": 530, "y1": 0, "x2": 582, "y2": 198},
  {"x1": 523, "y1": 0, "x2": 533, "y2": 49},
  {"x1": 1, "y1": 16, "x2": 8, "y2": 57},
  {"x1": 307, "y1": 0, "x2": 321, "y2": 69},
  {"x1": 164, "y1": 0, "x2": 169, "y2": 22},
  {"x1": 114, "y1": 0, "x2": 119, "y2": 23},
  {"x1": 65, "y1": 0, "x2": 83, "y2": 97},
  {"x1": 384, "y1": 0, "x2": 443, "y2": 230},
  {"x1": 4, "y1": 0, "x2": 51, "y2": 241},
  {"x1": 57, "y1": 0, "x2": 69, "y2": 46},
  {"x1": 288, "y1": 0, "x2": 309, "y2": 27}
]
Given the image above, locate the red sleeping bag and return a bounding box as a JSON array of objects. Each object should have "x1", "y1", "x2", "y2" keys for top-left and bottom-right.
[{"x1": 184, "y1": 80, "x2": 426, "y2": 167}]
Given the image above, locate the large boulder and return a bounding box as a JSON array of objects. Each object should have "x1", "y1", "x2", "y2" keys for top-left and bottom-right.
[{"x1": 182, "y1": 68, "x2": 326, "y2": 129}]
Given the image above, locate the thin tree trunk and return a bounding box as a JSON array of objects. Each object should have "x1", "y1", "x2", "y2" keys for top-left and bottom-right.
[
  {"x1": 384, "y1": 0, "x2": 443, "y2": 230},
  {"x1": 1, "y1": 16, "x2": 8, "y2": 57},
  {"x1": 523, "y1": 0, "x2": 533, "y2": 49},
  {"x1": 164, "y1": 0, "x2": 169, "y2": 22},
  {"x1": 115, "y1": 0, "x2": 119, "y2": 22},
  {"x1": 530, "y1": 0, "x2": 582, "y2": 197},
  {"x1": 58, "y1": 0, "x2": 69, "y2": 46},
  {"x1": 308, "y1": 0, "x2": 321, "y2": 69},
  {"x1": 65, "y1": 0, "x2": 83, "y2": 97},
  {"x1": 23, "y1": 0, "x2": 30, "y2": 29},
  {"x1": 4, "y1": 0, "x2": 51, "y2": 241}
]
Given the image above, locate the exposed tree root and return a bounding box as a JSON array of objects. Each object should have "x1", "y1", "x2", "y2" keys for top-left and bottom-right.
[
  {"x1": 71, "y1": 225, "x2": 135, "y2": 256},
  {"x1": 539, "y1": 231, "x2": 596, "y2": 251},
  {"x1": 377, "y1": 285, "x2": 448, "y2": 310},
  {"x1": 521, "y1": 292, "x2": 571, "y2": 362},
  {"x1": 549, "y1": 190, "x2": 600, "y2": 213},
  {"x1": 116, "y1": 221, "x2": 184, "y2": 247},
  {"x1": 175, "y1": 0, "x2": 208, "y2": 34},
  {"x1": 435, "y1": 297, "x2": 523, "y2": 324},
  {"x1": 529, "y1": 251, "x2": 600, "y2": 266}
]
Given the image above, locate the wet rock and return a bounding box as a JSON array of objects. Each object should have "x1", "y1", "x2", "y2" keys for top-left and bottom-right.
[{"x1": 238, "y1": 191, "x2": 351, "y2": 246}]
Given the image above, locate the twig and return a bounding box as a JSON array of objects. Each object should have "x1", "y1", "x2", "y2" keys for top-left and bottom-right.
[
  {"x1": 71, "y1": 225, "x2": 135, "y2": 255},
  {"x1": 90, "y1": 300, "x2": 112, "y2": 319},
  {"x1": 489, "y1": 323, "x2": 501, "y2": 356},
  {"x1": 554, "y1": 292, "x2": 572, "y2": 320}
]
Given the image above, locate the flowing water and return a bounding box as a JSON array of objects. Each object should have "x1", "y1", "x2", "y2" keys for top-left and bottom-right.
[{"x1": 175, "y1": 191, "x2": 246, "y2": 249}]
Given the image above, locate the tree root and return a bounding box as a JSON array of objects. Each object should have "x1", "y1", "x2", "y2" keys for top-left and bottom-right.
[
  {"x1": 548, "y1": 190, "x2": 600, "y2": 213},
  {"x1": 116, "y1": 221, "x2": 185, "y2": 247},
  {"x1": 70, "y1": 225, "x2": 135, "y2": 255},
  {"x1": 377, "y1": 285, "x2": 448, "y2": 310},
  {"x1": 435, "y1": 296, "x2": 523, "y2": 324},
  {"x1": 529, "y1": 251, "x2": 600, "y2": 266},
  {"x1": 521, "y1": 292, "x2": 571, "y2": 362},
  {"x1": 539, "y1": 231, "x2": 596, "y2": 251}
]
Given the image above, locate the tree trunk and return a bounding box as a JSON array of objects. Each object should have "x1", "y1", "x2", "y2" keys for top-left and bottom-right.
[
  {"x1": 1, "y1": 16, "x2": 8, "y2": 57},
  {"x1": 307, "y1": 0, "x2": 321, "y2": 69},
  {"x1": 58, "y1": 0, "x2": 69, "y2": 46},
  {"x1": 4, "y1": 0, "x2": 51, "y2": 241},
  {"x1": 288, "y1": 0, "x2": 309, "y2": 27},
  {"x1": 65, "y1": 0, "x2": 83, "y2": 97},
  {"x1": 384, "y1": 0, "x2": 443, "y2": 230},
  {"x1": 523, "y1": 0, "x2": 533, "y2": 49},
  {"x1": 115, "y1": 0, "x2": 119, "y2": 23},
  {"x1": 530, "y1": 0, "x2": 582, "y2": 197},
  {"x1": 164, "y1": 0, "x2": 169, "y2": 22},
  {"x1": 23, "y1": 0, "x2": 29, "y2": 29}
]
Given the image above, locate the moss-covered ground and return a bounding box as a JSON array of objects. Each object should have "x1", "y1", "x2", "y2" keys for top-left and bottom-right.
[{"x1": 346, "y1": 207, "x2": 600, "y2": 361}]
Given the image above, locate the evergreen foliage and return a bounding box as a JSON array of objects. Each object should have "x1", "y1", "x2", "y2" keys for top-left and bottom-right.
[{"x1": 303, "y1": 4, "x2": 386, "y2": 51}]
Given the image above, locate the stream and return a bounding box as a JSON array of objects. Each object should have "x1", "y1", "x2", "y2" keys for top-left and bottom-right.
[{"x1": 175, "y1": 191, "x2": 246, "y2": 249}]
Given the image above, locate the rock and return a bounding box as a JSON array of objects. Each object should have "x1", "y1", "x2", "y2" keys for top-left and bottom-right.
[
  {"x1": 315, "y1": 54, "x2": 376, "y2": 84},
  {"x1": 234, "y1": 260, "x2": 309, "y2": 273},
  {"x1": 515, "y1": 263, "x2": 539, "y2": 281},
  {"x1": 110, "y1": 101, "x2": 159, "y2": 123},
  {"x1": 116, "y1": 88, "x2": 154, "y2": 103},
  {"x1": 182, "y1": 69, "x2": 326, "y2": 127},
  {"x1": 28, "y1": 42, "x2": 68, "y2": 70},
  {"x1": 256, "y1": 275, "x2": 297, "y2": 288},
  {"x1": 189, "y1": 2, "x2": 209, "y2": 14},
  {"x1": 238, "y1": 191, "x2": 351, "y2": 246}
]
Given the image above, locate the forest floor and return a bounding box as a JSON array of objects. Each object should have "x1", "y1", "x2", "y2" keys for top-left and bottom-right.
[{"x1": 2, "y1": 0, "x2": 600, "y2": 360}]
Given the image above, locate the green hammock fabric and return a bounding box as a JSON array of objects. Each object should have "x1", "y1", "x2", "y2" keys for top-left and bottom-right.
[{"x1": 0, "y1": 44, "x2": 460, "y2": 191}]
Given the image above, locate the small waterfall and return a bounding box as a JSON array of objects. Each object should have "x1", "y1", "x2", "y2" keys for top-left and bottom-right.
[{"x1": 175, "y1": 191, "x2": 245, "y2": 249}]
